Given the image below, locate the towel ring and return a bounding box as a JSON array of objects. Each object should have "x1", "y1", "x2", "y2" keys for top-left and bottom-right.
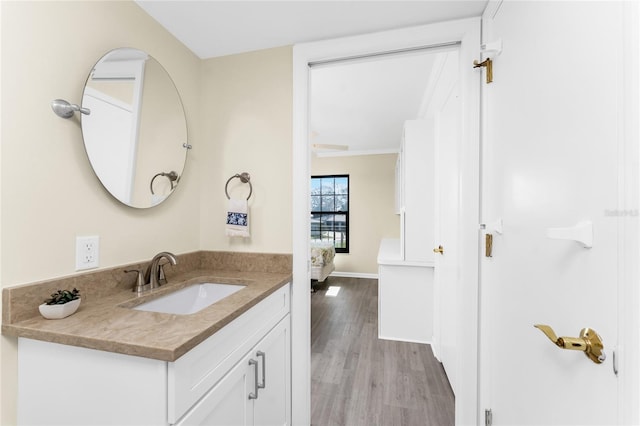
[
  {"x1": 150, "y1": 171, "x2": 179, "y2": 195},
  {"x1": 225, "y1": 172, "x2": 252, "y2": 200}
]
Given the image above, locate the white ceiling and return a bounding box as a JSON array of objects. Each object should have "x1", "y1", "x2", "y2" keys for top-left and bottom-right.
[
  {"x1": 135, "y1": 1, "x2": 487, "y2": 155},
  {"x1": 136, "y1": 1, "x2": 488, "y2": 59},
  {"x1": 310, "y1": 51, "x2": 439, "y2": 156}
]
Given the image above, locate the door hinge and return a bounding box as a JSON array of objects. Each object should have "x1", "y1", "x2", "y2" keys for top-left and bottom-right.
[
  {"x1": 473, "y1": 58, "x2": 493, "y2": 84},
  {"x1": 485, "y1": 409, "x2": 493, "y2": 426},
  {"x1": 485, "y1": 233, "x2": 493, "y2": 257},
  {"x1": 475, "y1": 38, "x2": 502, "y2": 84}
]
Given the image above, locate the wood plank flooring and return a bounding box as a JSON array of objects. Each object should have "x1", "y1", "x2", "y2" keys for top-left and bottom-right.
[{"x1": 311, "y1": 277, "x2": 454, "y2": 426}]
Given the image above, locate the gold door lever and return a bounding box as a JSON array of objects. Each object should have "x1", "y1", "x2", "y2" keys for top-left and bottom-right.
[
  {"x1": 534, "y1": 324, "x2": 606, "y2": 364},
  {"x1": 433, "y1": 245, "x2": 444, "y2": 255}
]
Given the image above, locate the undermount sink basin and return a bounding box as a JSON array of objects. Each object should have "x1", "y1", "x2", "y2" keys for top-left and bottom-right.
[{"x1": 133, "y1": 283, "x2": 245, "y2": 315}]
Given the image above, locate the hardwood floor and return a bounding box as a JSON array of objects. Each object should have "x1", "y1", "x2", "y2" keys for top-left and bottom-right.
[{"x1": 310, "y1": 277, "x2": 454, "y2": 426}]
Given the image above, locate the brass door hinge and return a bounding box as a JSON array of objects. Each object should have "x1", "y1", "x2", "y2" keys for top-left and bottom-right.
[
  {"x1": 473, "y1": 58, "x2": 493, "y2": 84},
  {"x1": 485, "y1": 233, "x2": 493, "y2": 257}
]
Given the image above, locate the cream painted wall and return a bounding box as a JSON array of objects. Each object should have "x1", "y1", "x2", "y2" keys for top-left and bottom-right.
[
  {"x1": 1, "y1": 1, "x2": 202, "y2": 284},
  {"x1": 312, "y1": 154, "x2": 400, "y2": 274},
  {"x1": 199, "y1": 47, "x2": 293, "y2": 253},
  {"x1": 1, "y1": 2, "x2": 202, "y2": 423}
]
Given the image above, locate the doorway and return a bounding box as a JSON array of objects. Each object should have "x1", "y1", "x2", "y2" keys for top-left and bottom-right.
[
  {"x1": 292, "y1": 18, "x2": 481, "y2": 425},
  {"x1": 308, "y1": 48, "x2": 454, "y2": 424}
]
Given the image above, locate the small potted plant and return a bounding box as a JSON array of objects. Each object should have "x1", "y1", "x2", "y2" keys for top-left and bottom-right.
[{"x1": 38, "y1": 288, "x2": 81, "y2": 319}]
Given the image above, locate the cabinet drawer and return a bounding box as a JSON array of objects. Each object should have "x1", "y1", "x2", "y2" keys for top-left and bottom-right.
[{"x1": 168, "y1": 283, "x2": 290, "y2": 423}]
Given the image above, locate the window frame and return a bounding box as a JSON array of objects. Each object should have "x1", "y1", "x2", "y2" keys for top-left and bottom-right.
[{"x1": 310, "y1": 174, "x2": 350, "y2": 253}]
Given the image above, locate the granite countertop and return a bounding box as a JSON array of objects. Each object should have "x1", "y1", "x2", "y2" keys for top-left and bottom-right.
[{"x1": 2, "y1": 252, "x2": 292, "y2": 362}]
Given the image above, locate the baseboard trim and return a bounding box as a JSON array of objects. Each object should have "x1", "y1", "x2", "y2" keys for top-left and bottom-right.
[
  {"x1": 378, "y1": 335, "x2": 433, "y2": 345},
  {"x1": 329, "y1": 271, "x2": 378, "y2": 280}
]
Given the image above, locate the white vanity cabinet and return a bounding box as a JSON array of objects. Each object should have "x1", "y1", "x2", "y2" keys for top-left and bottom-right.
[
  {"x1": 17, "y1": 284, "x2": 290, "y2": 426},
  {"x1": 176, "y1": 317, "x2": 290, "y2": 426}
]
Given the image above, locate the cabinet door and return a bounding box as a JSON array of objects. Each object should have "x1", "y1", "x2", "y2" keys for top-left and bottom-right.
[
  {"x1": 394, "y1": 148, "x2": 403, "y2": 214},
  {"x1": 175, "y1": 316, "x2": 291, "y2": 426},
  {"x1": 252, "y1": 316, "x2": 291, "y2": 426},
  {"x1": 174, "y1": 354, "x2": 253, "y2": 426},
  {"x1": 402, "y1": 119, "x2": 435, "y2": 263}
]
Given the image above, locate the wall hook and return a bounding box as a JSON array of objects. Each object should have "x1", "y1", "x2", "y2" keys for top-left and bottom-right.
[
  {"x1": 546, "y1": 220, "x2": 593, "y2": 248},
  {"x1": 473, "y1": 58, "x2": 493, "y2": 84},
  {"x1": 51, "y1": 99, "x2": 90, "y2": 119}
]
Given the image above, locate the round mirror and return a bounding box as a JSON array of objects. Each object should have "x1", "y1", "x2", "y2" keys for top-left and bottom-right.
[{"x1": 80, "y1": 48, "x2": 188, "y2": 208}]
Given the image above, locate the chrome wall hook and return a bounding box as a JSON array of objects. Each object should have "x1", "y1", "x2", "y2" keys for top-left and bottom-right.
[{"x1": 51, "y1": 99, "x2": 90, "y2": 119}]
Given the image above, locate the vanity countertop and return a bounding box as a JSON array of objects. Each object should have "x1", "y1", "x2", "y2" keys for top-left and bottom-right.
[{"x1": 2, "y1": 252, "x2": 292, "y2": 362}]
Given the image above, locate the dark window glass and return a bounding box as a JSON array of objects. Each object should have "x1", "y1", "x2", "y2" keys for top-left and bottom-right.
[{"x1": 310, "y1": 175, "x2": 349, "y2": 253}]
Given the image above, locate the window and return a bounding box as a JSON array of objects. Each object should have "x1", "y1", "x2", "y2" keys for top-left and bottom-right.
[{"x1": 311, "y1": 175, "x2": 349, "y2": 253}]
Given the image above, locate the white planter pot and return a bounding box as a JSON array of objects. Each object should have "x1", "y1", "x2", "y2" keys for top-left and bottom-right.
[{"x1": 38, "y1": 298, "x2": 81, "y2": 319}]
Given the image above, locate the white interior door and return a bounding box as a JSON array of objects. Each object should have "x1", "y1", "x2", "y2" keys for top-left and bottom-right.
[{"x1": 480, "y1": 2, "x2": 626, "y2": 424}]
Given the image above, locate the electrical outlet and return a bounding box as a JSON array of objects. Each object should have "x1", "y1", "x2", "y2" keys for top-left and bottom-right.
[{"x1": 76, "y1": 236, "x2": 99, "y2": 271}]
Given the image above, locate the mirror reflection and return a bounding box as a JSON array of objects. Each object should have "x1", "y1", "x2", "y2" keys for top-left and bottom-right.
[{"x1": 81, "y1": 48, "x2": 188, "y2": 208}]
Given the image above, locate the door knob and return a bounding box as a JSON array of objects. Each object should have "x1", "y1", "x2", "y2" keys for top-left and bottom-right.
[
  {"x1": 433, "y1": 245, "x2": 444, "y2": 254},
  {"x1": 534, "y1": 324, "x2": 606, "y2": 364}
]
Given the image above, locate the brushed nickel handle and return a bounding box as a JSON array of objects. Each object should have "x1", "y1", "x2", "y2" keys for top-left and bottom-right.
[
  {"x1": 248, "y1": 359, "x2": 259, "y2": 399},
  {"x1": 257, "y1": 351, "x2": 266, "y2": 389},
  {"x1": 433, "y1": 245, "x2": 444, "y2": 254},
  {"x1": 534, "y1": 324, "x2": 606, "y2": 364}
]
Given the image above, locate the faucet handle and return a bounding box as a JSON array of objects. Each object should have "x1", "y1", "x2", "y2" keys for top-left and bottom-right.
[{"x1": 124, "y1": 269, "x2": 146, "y2": 293}]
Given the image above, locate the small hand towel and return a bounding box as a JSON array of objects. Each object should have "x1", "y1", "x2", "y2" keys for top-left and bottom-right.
[{"x1": 226, "y1": 198, "x2": 250, "y2": 237}]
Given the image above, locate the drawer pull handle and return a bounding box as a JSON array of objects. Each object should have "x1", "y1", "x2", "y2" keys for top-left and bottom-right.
[
  {"x1": 257, "y1": 351, "x2": 266, "y2": 389},
  {"x1": 248, "y1": 359, "x2": 259, "y2": 400}
]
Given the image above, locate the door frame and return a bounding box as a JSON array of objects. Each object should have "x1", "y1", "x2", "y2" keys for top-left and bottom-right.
[
  {"x1": 619, "y1": 5, "x2": 640, "y2": 423},
  {"x1": 292, "y1": 18, "x2": 482, "y2": 425}
]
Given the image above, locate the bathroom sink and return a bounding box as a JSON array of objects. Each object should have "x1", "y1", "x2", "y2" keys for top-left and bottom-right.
[{"x1": 133, "y1": 283, "x2": 245, "y2": 315}]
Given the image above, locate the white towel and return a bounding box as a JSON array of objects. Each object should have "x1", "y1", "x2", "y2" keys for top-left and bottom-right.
[{"x1": 226, "y1": 198, "x2": 250, "y2": 237}]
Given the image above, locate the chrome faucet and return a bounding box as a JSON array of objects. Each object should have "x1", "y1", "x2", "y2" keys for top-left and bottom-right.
[{"x1": 145, "y1": 251, "x2": 178, "y2": 289}]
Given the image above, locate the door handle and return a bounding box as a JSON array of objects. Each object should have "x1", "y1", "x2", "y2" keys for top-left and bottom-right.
[
  {"x1": 257, "y1": 351, "x2": 266, "y2": 389},
  {"x1": 248, "y1": 358, "x2": 259, "y2": 399},
  {"x1": 433, "y1": 245, "x2": 444, "y2": 254},
  {"x1": 534, "y1": 324, "x2": 606, "y2": 364},
  {"x1": 545, "y1": 220, "x2": 593, "y2": 248}
]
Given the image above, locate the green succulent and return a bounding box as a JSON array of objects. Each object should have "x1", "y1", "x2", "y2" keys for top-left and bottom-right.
[{"x1": 44, "y1": 288, "x2": 80, "y2": 305}]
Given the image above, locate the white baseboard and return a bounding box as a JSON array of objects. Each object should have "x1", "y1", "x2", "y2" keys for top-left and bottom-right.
[
  {"x1": 378, "y1": 335, "x2": 433, "y2": 345},
  {"x1": 329, "y1": 271, "x2": 378, "y2": 280}
]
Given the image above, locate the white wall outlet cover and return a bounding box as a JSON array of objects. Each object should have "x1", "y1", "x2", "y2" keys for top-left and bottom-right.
[{"x1": 76, "y1": 236, "x2": 100, "y2": 271}]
